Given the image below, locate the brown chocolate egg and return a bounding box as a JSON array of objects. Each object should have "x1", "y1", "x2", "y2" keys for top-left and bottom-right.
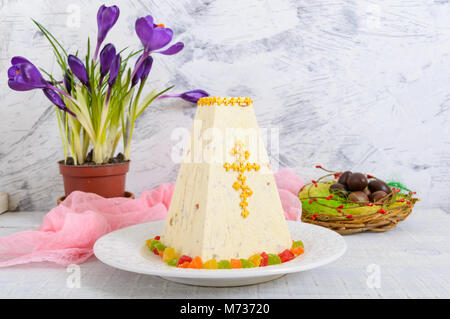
[
  {"x1": 363, "y1": 188, "x2": 371, "y2": 197},
  {"x1": 348, "y1": 191, "x2": 369, "y2": 202},
  {"x1": 346, "y1": 172, "x2": 368, "y2": 191},
  {"x1": 370, "y1": 191, "x2": 388, "y2": 203},
  {"x1": 368, "y1": 179, "x2": 391, "y2": 194},
  {"x1": 329, "y1": 183, "x2": 347, "y2": 196},
  {"x1": 338, "y1": 171, "x2": 352, "y2": 186}
]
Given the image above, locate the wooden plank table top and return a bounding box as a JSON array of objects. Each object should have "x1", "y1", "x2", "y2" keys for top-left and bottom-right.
[{"x1": 0, "y1": 208, "x2": 448, "y2": 299}]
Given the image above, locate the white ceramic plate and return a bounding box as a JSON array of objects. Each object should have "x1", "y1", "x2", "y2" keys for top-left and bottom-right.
[{"x1": 94, "y1": 221, "x2": 347, "y2": 287}]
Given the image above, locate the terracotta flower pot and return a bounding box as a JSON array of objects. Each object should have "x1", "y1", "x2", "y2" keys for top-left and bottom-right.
[{"x1": 59, "y1": 160, "x2": 130, "y2": 198}]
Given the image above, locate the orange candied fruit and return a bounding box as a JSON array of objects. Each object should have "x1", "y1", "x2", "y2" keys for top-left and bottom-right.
[
  {"x1": 290, "y1": 246, "x2": 304, "y2": 256},
  {"x1": 188, "y1": 256, "x2": 203, "y2": 269},
  {"x1": 178, "y1": 261, "x2": 190, "y2": 268},
  {"x1": 230, "y1": 258, "x2": 242, "y2": 269}
]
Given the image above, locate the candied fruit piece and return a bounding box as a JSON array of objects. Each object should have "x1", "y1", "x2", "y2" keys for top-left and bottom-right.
[
  {"x1": 146, "y1": 238, "x2": 153, "y2": 248},
  {"x1": 248, "y1": 254, "x2": 262, "y2": 267},
  {"x1": 158, "y1": 250, "x2": 164, "y2": 258},
  {"x1": 178, "y1": 261, "x2": 190, "y2": 268},
  {"x1": 278, "y1": 249, "x2": 295, "y2": 263},
  {"x1": 152, "y1": 248, "x2": 159, "y2": 255},
  {"x1": 292, "y1": 240, "x2": 304, "y2": 249},
  {"x1": 154, "y1": 242, "x2": 166, "y2": 252},
  {"x1": 188, "y1": 256, "x2": 203, "y2": 269},
  {"x1": 290, "y1": 246, "x2": 304, "y2": 256},
  {"x1": 177, "y1": 255, "x2": 192, "y2": 266},
  {"x1": 218, "y1": 260, "x2": 232, "y2": 269},
  {"x1": 163, "y1": 247, "x2": 176, "y2": 262},
  {"x1": 154, "y1": 236, "x2": 160, "y2": 240},
  {"x1": 167, "y1": 258, "x2": 178, "y2": 267},
  {"x1": 240, "y1": 259, "x2": 255, "y2": 268},
  {"x1": 149, "y1": 239, "x2": 161, "y2": 251},
  {"x1": 260, "y1": 252, "x2": 269, "y2": 267},
  {"x1": 230, "y1": 259, "x2": 242, "y2": 269},
  {"x1": 203, "y1": 259, "x2": 218, "y2": 269},
  {"x1": 267, "y1": 254, "x2": 282, "y2": 265}
]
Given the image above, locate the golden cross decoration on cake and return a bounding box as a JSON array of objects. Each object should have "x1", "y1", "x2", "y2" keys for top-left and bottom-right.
[{"x1": 223, "y1": 141, "x2": 260, "y2": 218}]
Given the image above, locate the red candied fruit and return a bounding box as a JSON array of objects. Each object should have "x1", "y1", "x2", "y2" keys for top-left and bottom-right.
[
  {"x1": 153, "y1": 248, "x2": 159, "y2": 255},
  {"x1": 260, "y1": 252, "x2": 268, "y2": 267},
  {"x1": 177, "y1": 255, "x2": 193, "y2": 266},
  {"x1": 278, "y1": 249, "x2": 295, "y2": 263},
  {"x1": 154, "y1": 236, "x2": 161, "y2": 240}
]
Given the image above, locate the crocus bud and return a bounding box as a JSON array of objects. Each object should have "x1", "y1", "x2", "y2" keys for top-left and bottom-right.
[
  {"x1": 99, "y1": 43, "x2": 116, "y2": 77},
  {"x1": 68, "y1": 55, "x2": 90, "y2": 90},
  {"x1": 131, "y1": 56, "x2": 153, "y2": 87},
  {"x1": 108, "y1": 53, "x2": 121, "y2": 87},
  {"x1": 97, "y1": 5, "x2": 120, "y2": 46},
  {"x1": 42, "y1": 88, "x2": 76, "y2": 117},
  {"x1": 140, "y1": 56, "x2": 153, "y2": 80},
  {"x1": 179, "y1": 90, "x2": 209, "y2": 103},
  {"x1": 63, "y1": 69, "x2": 72, "y2": 95},
  {"x1": 94, "y1": 5, "x2": 120, "y2": 60}
]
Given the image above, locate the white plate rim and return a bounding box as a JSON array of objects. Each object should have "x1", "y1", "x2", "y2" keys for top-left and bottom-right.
[{"x1": 93, "y1": 220, "x2": 347, "y2": 279}]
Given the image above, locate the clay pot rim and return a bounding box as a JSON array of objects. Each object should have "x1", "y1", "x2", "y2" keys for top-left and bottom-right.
[{"x1": 58, "y1": 159, "x2": 130, "y2": 168}]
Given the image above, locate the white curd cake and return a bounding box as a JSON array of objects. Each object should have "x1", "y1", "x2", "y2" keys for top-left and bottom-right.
[{"x1": 160, "y1": 97, "x2": 292, "y2": 262}]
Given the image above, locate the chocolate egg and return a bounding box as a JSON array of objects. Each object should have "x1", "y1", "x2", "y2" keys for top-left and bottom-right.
[
  {"x1": 338, "y1": 171, "x2": 352, "y2": 186},
  {"x1": 368, "y1": 179, "x2": 391, "y2": 194},
  {"x1": 363, "y1": 188, "x2": 371, "y2": 197},
  {"x1": 346, "y1": 172, "x2": 368, "y2": 191},
  {"x1": 370, "y1": 191, "x2": 388, "y2": 203},
  {"x1": 329, "y1": 183, "x2": 347, "y2": 196},
  {"x1": 348, "y1": 191, "x2": 369, "y2": 202}
]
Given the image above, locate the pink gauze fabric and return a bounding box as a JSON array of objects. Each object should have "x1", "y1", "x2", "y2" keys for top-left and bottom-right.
[{"x1": 0, "y1": 169, "x2": 304, "y2": 267}]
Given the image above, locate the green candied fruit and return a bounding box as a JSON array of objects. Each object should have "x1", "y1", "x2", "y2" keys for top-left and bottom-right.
[
  {"x1": 149, "y1": 240, "x2": 161, "y2": 251},
  {"x1": 240, "y1": 259, "x2": 255, "y2": 268},
  {"x1": 267, "y1": 254, "x2": 282, "y2": 265},
  {"x1": 292, "y1": 240, "x2": 304, "y2": 249},
  {"x1": 154, "y1": 242, "x2": 166, "y2": 252},
  {"x1": 167, "y1": 258, "x2": 178, "y2": 267},
  {"x1": 218, "y1": 260, "x2": 232, "y2": 269}
]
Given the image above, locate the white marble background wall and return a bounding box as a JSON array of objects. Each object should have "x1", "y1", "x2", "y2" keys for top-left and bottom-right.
[{"x1": 0, "y1": 0, "x2": 449, "y2": 212}]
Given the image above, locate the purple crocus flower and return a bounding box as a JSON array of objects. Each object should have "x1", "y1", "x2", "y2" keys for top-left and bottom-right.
[
  {"x1": 99, "y1": 43, "x2": 116, "y2": 85},
  {"x1": 158, "y1": 89, "x2": 209, "y2": 104},
  {"x1": 131, "y1": 15, "x2": 184, "y2": 79},
  {"x1": 7, "y1": 56, "x2": 77, "y2": 117},
  {"x1": 8, "y1": 57, "x2": 47, "y2": 91},
  {"x1": 94, "y1": 5, "x2": 120, "y2": 61},
  {"x1": 42, "y1": 88, "x2": 76, "y2": 116},
  {"x1": 68, "y1": 55, "x2": 90, "y2": 90},
  {"x1": 131, "y1": 56, "x2": 153, "y2": 87}
]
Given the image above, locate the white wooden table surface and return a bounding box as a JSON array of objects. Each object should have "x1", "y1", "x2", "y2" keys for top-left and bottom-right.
[{"x1": 0, "y1": 208, "x2": 449, "y2": 299}]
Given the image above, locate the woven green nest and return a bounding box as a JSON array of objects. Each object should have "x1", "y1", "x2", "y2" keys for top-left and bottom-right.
[{"x1": 298, "y1": 167, "x2": 419, "y2": 235}]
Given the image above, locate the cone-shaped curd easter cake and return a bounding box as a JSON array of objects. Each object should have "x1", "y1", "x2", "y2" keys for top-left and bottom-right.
[{"x1": 160, "y1": 97, "x2": 293, "y2": 262}]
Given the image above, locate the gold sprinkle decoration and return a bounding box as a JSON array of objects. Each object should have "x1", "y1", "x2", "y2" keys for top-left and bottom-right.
[
  {"x1": 223, "y1": 141, "x2": 260, "y2": 218},
  {"x1": 198, "y1": 96, "x2": 253, "y2": 107}
]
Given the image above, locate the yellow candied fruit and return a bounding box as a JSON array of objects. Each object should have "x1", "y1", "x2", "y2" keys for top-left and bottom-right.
[
  {"x1": 203, "y1": 259, "x2": 218, "y2": 269},
  {"x1": 163, "y1": 247, "x2": 176, "y2": 262},
  {"x1": 146, "y1": 238, "x2": 153, "y2": 248},
  {"x1": 248, "y1": 254, "x2": 262, "y2": 267}
]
